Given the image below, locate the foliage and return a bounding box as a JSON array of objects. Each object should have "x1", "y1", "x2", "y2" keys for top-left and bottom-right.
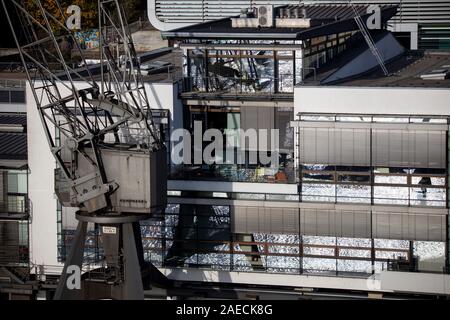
[{"x1": 22, "y1": 0, "x2": 144, "y2": 31}]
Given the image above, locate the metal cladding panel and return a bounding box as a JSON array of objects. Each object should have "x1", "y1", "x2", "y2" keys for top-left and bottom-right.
[
  {"x1": 339, "y1": 210, "x2": 371, "y2": 238},
  {"x1": 300, "y1": 126, "x2": 446, "y2": 168},
  {"x1": 153, "y1": 1, "x2": 450, "y2": 25},
  {"x1": 77, "y1": 148, "x2": 167, "y2": 214},
  {"x1": 232, "y1": 206, "x2": 248, "y2": 233},
  {"x1": 154, "y1": 1, "x2": 301, "y2": 24},
  {"x1": 232, "y1": 205, "x2": 372, "y2": 237},
  {"x1": 372, "y1": 210, "x2": 447, "y2": 241},
  {"x1": 240, "y1": 106, "x2": 275, "y2": 151},
  {"x1": 299, "y1": 128, "x2": 370, "y2": 166},
  {"x1": 372, "y1": 130, "x2": 446, "y2": 168},
  {"x1": 300, "y1": 207, "x2": 371, "y2": 238},
  {"x1": 101, "y1": 150, "x2": 152, "y2": 212},
  {"x1": 232, "y1": 203, "x2": 446, "y2": 241},
  {"x1": 282, "y1": 208, "x2": 300, "y2": 233},
  {"x1": 232, "y1": 206, "x2": 300, "y2": 234},
  {"x1": 246, "y1": 207, "x2": 260, "y2": 232}
]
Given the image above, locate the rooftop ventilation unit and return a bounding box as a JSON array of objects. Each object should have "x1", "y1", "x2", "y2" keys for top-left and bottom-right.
[{"x1": 257, "y1": 5, "x2": 274, "y2": 27}]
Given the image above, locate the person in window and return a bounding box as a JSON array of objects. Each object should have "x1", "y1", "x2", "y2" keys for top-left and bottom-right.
[
  {"x1": 255, "y1": 165, "x2": 265, "y2": 183},
  {"x1": 418, "y1": 176, "x2": 432, "y2": 196},
  {"x1": 275, "y1": 168, "x2": 288, "y2": 184}
]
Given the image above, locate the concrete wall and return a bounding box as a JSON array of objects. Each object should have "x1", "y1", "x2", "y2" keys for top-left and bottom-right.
[
  {"x1": 381, "y1": 271, "x2": 450, "y2": 295},
  {"x1": 160, "y1": 267, "x2": 450, "y2": 296},
  {"x1": 132, "y1": 30, "x2": 168, "y2": 52},
  {"x1": 27, "y1": 83, "x2": 61, "y2": 269},
  {"x1": 294, "y1": 86, "x2": 450, "y2": 116}
]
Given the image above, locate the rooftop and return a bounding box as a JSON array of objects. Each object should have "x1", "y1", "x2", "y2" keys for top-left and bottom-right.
[
  {"x1": 56, "y1": 47, "x2": 182, "y2": 83},
  {"x1": 162, "y1": 4, "x2": 398, "y2": 40},
  {"x1": 302, "y1": 50, "x2": 450, "y2": 88}
]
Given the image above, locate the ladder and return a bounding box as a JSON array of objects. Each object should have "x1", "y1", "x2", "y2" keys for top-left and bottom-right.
[{"x1": 350, "y1": 2, "x2": 389, "y2": 76}]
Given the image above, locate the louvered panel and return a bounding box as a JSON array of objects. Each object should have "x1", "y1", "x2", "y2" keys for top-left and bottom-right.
[
  {"x1": 152, "y1": 0, "x2": 450, "y2": 24},
  {"x1": 372, "y1": 210, "x2": 446, "y2": 241}
]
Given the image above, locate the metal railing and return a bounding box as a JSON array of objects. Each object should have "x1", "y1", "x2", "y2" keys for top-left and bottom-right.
[
  {"x1": 170, "y1": 164, "x2": 296, "y2": 184},
  {"x1": 0, "y1": 79, "x2": 27, "y2": 88},
  {"x1": 300, "y1": 169, "x2": 447, "y2": 207},
  {"x1": 0, "y1": 199, "x2": 29, "y2": 215},
  {"x1": 182, "y1": 74, "x2": 295, "y2": 95},
  {"x1": 144, "y1": 236, "x2": 412, "y2": 277}
]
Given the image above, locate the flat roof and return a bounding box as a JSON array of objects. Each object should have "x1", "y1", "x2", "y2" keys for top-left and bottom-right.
[
  {"x1": 54, "y1": 47, "x2": 182, "y2": 83},
  {"x1": 302, "y1": 51, "x2": 450, "y2": 88},
  {"x1": 162, "y1": 4, "x2": 398, "y2": 40}
]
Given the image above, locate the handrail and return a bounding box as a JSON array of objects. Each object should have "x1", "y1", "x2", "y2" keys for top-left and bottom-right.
[{"x1": 183, "y1": 74, "x2": 295, "y2": 95}]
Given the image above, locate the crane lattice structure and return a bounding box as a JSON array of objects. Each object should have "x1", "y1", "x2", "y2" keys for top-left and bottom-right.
[{"x1": 2, "y1": 0, "x2": 168, "y2": 300}]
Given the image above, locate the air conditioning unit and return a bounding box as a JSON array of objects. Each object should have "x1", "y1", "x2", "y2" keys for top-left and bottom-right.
[{"x1": 257, "y1": 5, "x2": 274, "y2": 27}]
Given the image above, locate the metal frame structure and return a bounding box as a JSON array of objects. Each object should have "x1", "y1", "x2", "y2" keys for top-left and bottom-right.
[
  {"x1": 2, "y1": 0, "x2": 167, "y2": 300},
  {"x1": 2, "y1": 1, "x2": 163, "y2": 211}
]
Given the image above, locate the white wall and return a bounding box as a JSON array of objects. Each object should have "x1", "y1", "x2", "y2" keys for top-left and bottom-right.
[
  {"x1": 145, "y1": 81, "x2": 183, "y2": 167},
  {"x1": 27, "y1": 83, "x2": 61, "y2": 270},
  {"x1": 381, "y1": 271, "x2": 450, "y2": 295},
  {"x1": 295, "y1": 86, "x2": 450, "y2": 116},
  {"x1": 168, "y1": 180, "x2": 298, "y2": 194},
  {"x1": 159, "y1": 267, "x2": 384, "y2": 292},
  {"x1": 145, "y1": 82, "x2": 182, "y2": 133},
  {"x1": 159, "y1": 268, "x2": 450, "y2": 296}
]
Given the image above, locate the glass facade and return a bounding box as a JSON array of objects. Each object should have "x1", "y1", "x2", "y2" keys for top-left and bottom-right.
[
  {"x1": 186, "y1": 47, "x2": 294, "y2": 94},
  {"x1": 169, "y1": 106, "x2": 296, "y2": 184},
  {"x1": 139, "y1": 204, "x2": 446, "y2": 275},
  {"x1": 298, "y1": 116, "x2": 448, "y2": 207},
  {"x1": 182, "y1": 36, "x2": 351, "y2": 94}
]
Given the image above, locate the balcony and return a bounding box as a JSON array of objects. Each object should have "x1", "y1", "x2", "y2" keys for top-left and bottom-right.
[
  {"x1": 170, "y1": 163, "x2": 296, "y2": 184},
  {"x1": 0, "y1": 198, "x2": 29, "y2": 220},
  {"x1": 181, "y1": 75, "x2": 295, "y2": 102}
]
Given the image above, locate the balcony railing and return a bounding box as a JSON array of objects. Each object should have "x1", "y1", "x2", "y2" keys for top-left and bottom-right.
[
  {"x1": 301, "y1": 168, "x2": 447, "y2": 207},
  {"x1": 170, "y1": 164, "x2": 296, "y2": 184},
  {"x1": 182, "y1": 74, "x2": 295, "y2": 95},
  {"x1": 144, "y1": 236, "x2": 412, "y2": 277},
  {"x1": 0, "y1": 199, "x2": 29, "y2": 216}
]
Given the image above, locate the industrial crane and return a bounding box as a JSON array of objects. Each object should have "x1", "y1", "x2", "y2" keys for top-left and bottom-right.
[{"x1": 2, "y1": 0, "x2": 168, "y2": 299}]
